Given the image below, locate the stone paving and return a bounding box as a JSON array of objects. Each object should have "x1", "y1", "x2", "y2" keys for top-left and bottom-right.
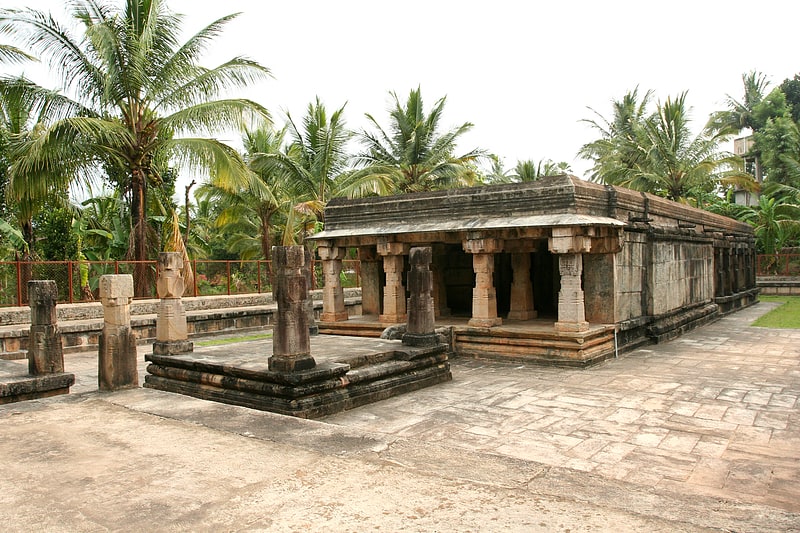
[
  {"x1": 2, "y1": 300, "x2": 797, "y2": 530},
  {"x1": 323, "y1": 302, "x2": 800, "y2": 512}
]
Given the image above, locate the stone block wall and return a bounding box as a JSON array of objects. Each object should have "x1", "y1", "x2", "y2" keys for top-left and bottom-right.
[
  {"x1": 650, "y1": 239, "x2": 713, "y2": 316},
  {"x1": 614, "y1": 231, "x2": 647, "y2": 322}
]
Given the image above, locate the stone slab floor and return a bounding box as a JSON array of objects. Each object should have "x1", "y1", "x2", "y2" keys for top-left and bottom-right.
[{"x1": 0, "y1": 302, "x2": 798, "y2": 531}]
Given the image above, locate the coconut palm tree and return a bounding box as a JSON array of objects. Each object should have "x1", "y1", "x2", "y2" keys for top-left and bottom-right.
[
  {"x1": 0, "y1": 0, "x2": 271, "y2": 294},
  {"x1": 512, "y1": 159, "x2": 572, "y2": 182},
  {"x1": 706, "y1": 71, "x2": 770, "y2": 137},
  {"x1": 354, "y1": 87, "x2": 485, "y2": 193}
]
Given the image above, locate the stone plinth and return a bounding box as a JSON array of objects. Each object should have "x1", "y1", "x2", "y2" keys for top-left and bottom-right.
[
  {"x1": 28, "y1": 280, "x2": 64, "y2": 375},
  {"x1": 153, "y1": 252, "x2": 193, "y2": 355},
  {"x1": 403, "y1": 247, "x2": 439, "y2": 347},
  {"x1": 269, "y1": 246, "x2": 316, "y2": 373},
  {"x1": 98, "y1": 275, "x2": 138, "y2": 391}
]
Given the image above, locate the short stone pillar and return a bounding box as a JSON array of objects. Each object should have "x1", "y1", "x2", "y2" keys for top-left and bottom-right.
[
  {"x1": 554, "y1": 253, "x2": 589, "y2": 332},
  {"x1": 269, "y1": 246, "x2": 316, "y2": 372},
  {"x1": 27, "y1": 280, "x2": 64, "y2": 375},
  {"x1": 464, "y1": 236, "x2": 502, "y2": 328},
  {"x1": 507, "y1": 252, "x2": 537, "y2": 321},
  {"x1": 378, "y1": 241, "x2": 409, "y2": 324},
  {"x1": 98, "y1": 274, "x2": 138, "y2": 391},
  {"x1": 402, "y1": 247, "x2": 438, "y2": 347},
  {"x1": 318, "y1": 241, "x2": 348, "y2": 322},
  {"x1": 153, "y1": 252, "x2": 193, "y2": 355},
  {"x1": 303, "y1": 247, "x2": 319, "y2": 336}
]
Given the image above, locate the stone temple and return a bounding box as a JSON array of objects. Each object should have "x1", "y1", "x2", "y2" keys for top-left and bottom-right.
[{"x1": 311, "y1": 174, "x2": 758, "y2": 366}]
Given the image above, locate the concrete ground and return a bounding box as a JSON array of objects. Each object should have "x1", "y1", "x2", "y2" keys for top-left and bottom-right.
[{"x1": 0, "y1": 302, "x2": 798, "y2": 532}]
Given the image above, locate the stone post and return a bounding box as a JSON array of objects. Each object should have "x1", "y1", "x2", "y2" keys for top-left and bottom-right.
[
  {"x1": 549, "y1": 226, "x2": 590, "y2": 333},
  {"x1": 378, "y1": 241, "x2": 409, "y2": 324},
  {"x1": 402, "y1": 247, "x2": 438, "y2": 346},
  {"x1": 358, "y1": 246, "x2": 382, "y2": 316},
  {"x1": 507, "y1": 252, "x2": 537, "y2": 320},
  {"x1": 98, "y1": 274, "x2": 138, "y2": 391},
  {"x1": 27, "y1": 280, "x2": 64, "y2": 375},
  {"x1": 318, "y1": 241, "x2": 348, "y2": 322},
  {"x1": 303, "y1": 247, "x2": 319, "y2": 336},
  {"x1": 153, "y1": 252, "x2": 193, "y2": 355},
  {"x1": 269, "y1": 246, "x2": 316, "y2": 372},
  {"x1": 431, "y1": 245, "x2": 450, "y2": 318},
  {"x1": 464, "y1": 236, "x2": 502, "y2": 328}
]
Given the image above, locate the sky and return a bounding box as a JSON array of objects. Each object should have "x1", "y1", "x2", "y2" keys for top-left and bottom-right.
[{"x1": 8, "y1": 0, "x2": 800, "y2": 190}]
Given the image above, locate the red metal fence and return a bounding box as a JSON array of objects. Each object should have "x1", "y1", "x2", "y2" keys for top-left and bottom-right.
[
  {"x1": 756, "y1": 254, "x2": 800, "y2": 277},
  {"x1": 0, "y1": 259, "x2": 361, "y2": 307}
]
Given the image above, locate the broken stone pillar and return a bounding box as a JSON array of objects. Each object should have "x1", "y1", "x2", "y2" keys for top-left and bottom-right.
[
  {"x1": 153, "y1": 252, "x2": 193, "y2": 355},
  {"x1": 303, "y1": 247, "x2": 319, "y2": 336},
  {"x1": 507, "y1": 252, "x2": 537, "y2": 321},
  {"x1": 378, "y1": 241, "x2": 409, "y2": 324},
  {"x1": 358, "y1": 246, "x2": 382, "y2": 316},
  {"x1": 269, "y1": 246, "x2": 316, "y2": 372},
  {"x1": 464, "y1": 235, "x2": 502, "y2": 328},
  {"x1": 402, "y1": 247, "x2": 438, "y2": 347},
  {"x1": 98, "y1": 274, "x2": 138, "y2": 391},
  {"x1": 27, "y1": 280, "x2": 64, "y2": 375},
  {"x1": 554, "y1": 253, "x2": 589, "y2": 332},
  {"x1": 318, "y1": 241, "x2": 348, "y2": 322}
]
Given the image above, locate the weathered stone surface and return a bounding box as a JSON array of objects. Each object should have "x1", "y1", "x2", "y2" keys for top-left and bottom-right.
[
  {"x1": 27, "y1": 281, "x2": 64, "y2": 375},
  {"x1": 403, "y1": 247, "x2": 439, "y2": 347},
  {"x1": 303, "y1": 247, "x2": 319, "y2": 336},
  {"x1": 269, "y1": 246, "x2": 316, "y2": 373},
  {"x1": 154, "y1": 252, "x2": 192, "y2": 355},
  {"x1": 98, "y1": 275, "x2": 138, "y2": 391},
  {"x1": 156, "y1": 252, "x2": 184, "y2": 299}
]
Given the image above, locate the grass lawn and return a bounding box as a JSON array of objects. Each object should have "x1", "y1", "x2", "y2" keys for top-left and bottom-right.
[
  {"x1": 753, "y1": 296, "x2": 800, "y2": 329},
  {"x1": 195, "y1": 332, "x2": 273, "y2": 347}
]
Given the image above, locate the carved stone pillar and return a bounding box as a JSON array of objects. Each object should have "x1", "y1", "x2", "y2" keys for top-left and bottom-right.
[
  {"x1": 98, "y1": 274, "x2": 138, "y2": 391},
  {"x1": 154, "y1": 252, "x2": 193, "y2": 355},
  {"x1": 464, "y1": 236, "x2": 502, "y2": 328},
  {"x1": 554, "y1": 253, "x2": 589, "y2": 332},
  {"x1": 549, "y1": 226, "x2": 590, "y2": 333},
  {"x1": 431, "y1": 246, "x2": 450, "y2": 318},
  {"x1": 358, "y1": 246, "x2": 382, "y2": 316},
  {"x1": 27, "y1": 280, "x2": 64, "y2": 375},
  {"x1": 269, "y1": 246, "x2": 316, "y2": 372},
  {"x1": 378, "y1": 241, "x2": 409, "y2": 324},
  {"x1": 318, "y1": 241, "x2": 348, "y2": 322},
  {"x1": 507, "y1": 252, "x2": 537, "y2": 321},
  {"x1": 402, "y1": 247, "x2": 438, "y2": 346}
]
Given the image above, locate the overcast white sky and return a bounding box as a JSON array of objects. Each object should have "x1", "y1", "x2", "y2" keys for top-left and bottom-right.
[{"x1": 10, "y1": 0, "x2": 800, "y2": 186}]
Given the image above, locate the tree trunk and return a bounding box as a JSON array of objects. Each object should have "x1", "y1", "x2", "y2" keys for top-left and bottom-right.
[{"x1": 131, "y1": 171, "x2": 150, "y2": 297}]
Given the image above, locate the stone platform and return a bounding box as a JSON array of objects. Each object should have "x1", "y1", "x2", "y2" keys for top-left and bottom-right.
[
  {"x1": 144, "y1": 335, "x2": 451, "y2": 418},
  {"x1": 0, "y1": 359, "x2": 74, "y2": 405}
]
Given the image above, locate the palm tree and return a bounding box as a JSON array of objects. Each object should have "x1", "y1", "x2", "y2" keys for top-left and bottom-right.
[
  {"x1": 0, "y1": 0, "x2": 271, "y2": 294},
  {"x1": 512, "y1": 159, "x2": 572, "y2": 182},
  {"x1": 355, "y1": 87, "x2": 485, "y2": 194},
  {"x1": 706, "y1": 71, "x2": 770, "y2": 137}
]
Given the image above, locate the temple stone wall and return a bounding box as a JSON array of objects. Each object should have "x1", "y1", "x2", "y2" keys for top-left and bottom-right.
[
  {"x1": 615, "y1": 231, "x2": 647, "y2": 322},
  {"x1": 650, "y1": 239, "x2": 714, "y2": 316}
]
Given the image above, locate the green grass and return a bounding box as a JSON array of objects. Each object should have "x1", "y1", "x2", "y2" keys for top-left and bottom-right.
[
  {"x1": 195, "y1": 332, "x2": 273, "y2": 347},
  {"x1": 753, "y1": 296, "x2": 800, "y2": 329}
]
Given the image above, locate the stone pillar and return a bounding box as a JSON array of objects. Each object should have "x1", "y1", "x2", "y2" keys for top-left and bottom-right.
[
  {"x1": 507, "y1": 252, "x2": 537, "y2": 321},
  {"x1": 27, "y1": 280, "x2": 64, "y2": 375},
  {"x1": 153, "y1": 252, "x2": 193, "y2": 355},
  {"x1": 269, "y1": 246, "x2": 316, "y2": 372},
  {"x1": 402, "y1": 247, "x2": 438, "y2": 346},
  {"x1": 358, "y1": 246, "x2": 382, "y2": 316},
  {"x1": 378, "y1": 241, "x2": 409, "y2": 324},
  {"x1": 303, "y1": 247, "x2": 319, "y2": 336},
  {"x1": 98, "y1": 274, "x2": 138, "y2": 391},
  {"x1": 549, "y1": 226, "x2": 591, "y2": 333},
  {"x1": 554, "y1": 254, "x2": 589, "y2": 332},
  {"x1": 318, "y1": 241, "x2": 348, "y2": 322},
  {"x1": 431, "y1": 246, "x2": 450, "y2": 318},
  {"x1": 464, "y1": 236, "x2": 502, "y2": 328}
]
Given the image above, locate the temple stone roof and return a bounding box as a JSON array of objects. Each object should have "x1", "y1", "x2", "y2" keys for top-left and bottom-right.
[{"x1": 311, "y1": 175, "x2": 753, "y2": 240}]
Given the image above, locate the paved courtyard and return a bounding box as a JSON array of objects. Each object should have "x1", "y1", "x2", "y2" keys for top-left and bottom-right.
[{"x1": 0, "y1": 301, "x2": 798, "y2": 531}]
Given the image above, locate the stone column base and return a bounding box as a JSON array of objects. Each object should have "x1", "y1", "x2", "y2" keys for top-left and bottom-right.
[
  {"x1": 507, "y1": 310, "x2": 538, "y2": 321},
  {"x1": 554, "y1": 321, "x2": 590, "y2": 333},
  {"x1": 401, "y1": 332, "x2": 440, "y2": 347},
  {"x1": 153, "y1": 340, "x2": 194, "y2": 355},
  {"x1": 468, "y1": 317, "x2": 502, "y2": 328},
  {"x1": 320, "y1": 311, "x2": 349, "y2": 322},
  {"x1": 268, "y1": 354, "x2": 317, "y2": 372}
]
